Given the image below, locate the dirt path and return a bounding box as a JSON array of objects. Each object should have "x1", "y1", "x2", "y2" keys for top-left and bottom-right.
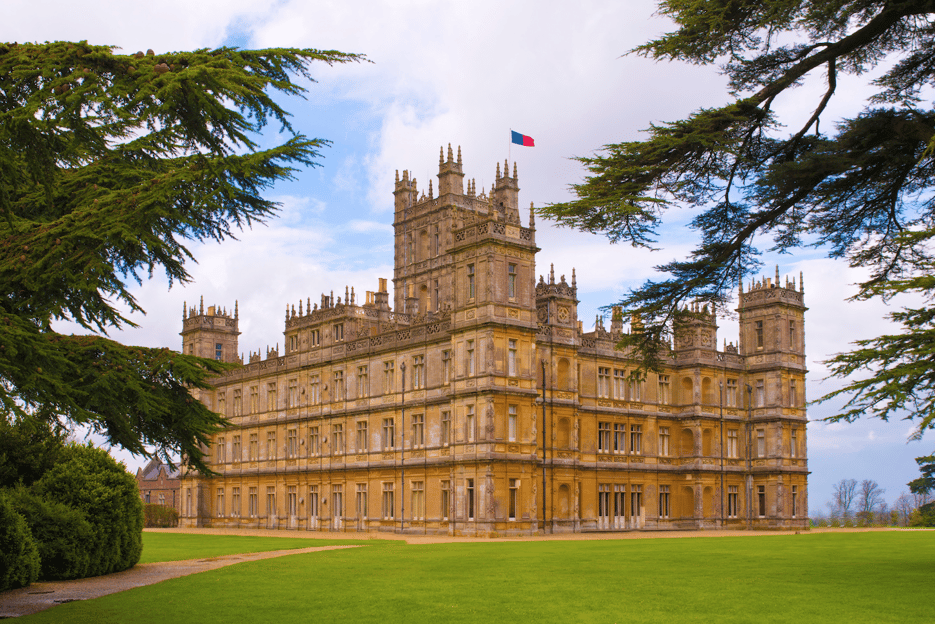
[
  {"x1": 0, "y1": 544, "x2": 357, "y2": 619},
  {"x1": 0, "y1": 527, "x2": 903, "y2": 618}
]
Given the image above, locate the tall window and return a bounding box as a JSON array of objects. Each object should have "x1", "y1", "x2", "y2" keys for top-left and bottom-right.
[
  {"x1": 509, "y1": 479, "x2": 519, "y2": 520},
  {"x1": 383, "y1": 361, "x2": 395, "y2": 394},
  {"x1": 286, "y1": 429, "x2": 297, "y2": 458},
  {"x1": 434, "y1": 279, "x2": 440, "y2": 311},
  {"x1": 333, "y1": 371, "x2": 345, "y2": 401},
  {"x1": 727, "y1": 429, "x2": 738, "y2": 458},
  {"x1": 658, "y1": 426, "x2": 670, "y2": 456},
  {"x1": 790, "y1": 427, "x2": 798, "y2": 458},
  {"x1": 467, "y1": 263, "x2": 475, "y2": 299},
  {"x1": 466, "y1": 405, "x2": 475, "y2": 442},
  {"x1": 598, "y1": 367, "x2": 611, "y2": 398},
  {"x1": 356, "y1": 484, "x2": 367, "y2": 519},
  {"x1": 332, "y1": 423, "x2": 344, "y2": 455},
  {"x1": 233, "y1": 389, "x2": 242, "y2": 416},
  {"x1": 757, "y1": 485, "x2": 766, "y2": 517},
  {"x1": 508, "y1": 263, "x2": 517, "y2": 299},
  {"x1": 757, "y1": 429, "x2": 766, "y2": 457},
  {"x1": 248, "y1": 487, "x2": 258, "y2": 517},
  {"x1": 382, "y1": 483, "x2": 394, "y2": 519},
  {"x1": 598, "y1": 422, "x2": 611, "y2": 452},
  {"x1": 382, "y1": 418, "x2": 395, "y2": 450},
  {"x1": 266, "y1": 382, "x2": 277, "y2": 412},
  {"x1": 658, "y1": 485, "x2": 670, "y2": 519},
  {"x1": 309, "y1": 375, "x2": 320, "y2": 405},
  {"x1": 613, "y1": 369, "x2": 626, "y2": 399},
  {"x1": 630, "y1": 485, "x2": 643, "y2": 519},
  {"x1": 216, "y1": 488, "x2": 225, "y2": 517},
  {"x1": 441, "y1": 480, "x2": 450, "y2": 520},
  {"x1": 231, "y1": 487, "x2": 241, "y2": 517},
  {"x1": 467, "y1": 478, "x2": 475, "y2": 520},
  {"x1": 467, "y1": 340, "x2": 475, "y2": 376},
  {"x1": 412, "y1": 355, "x2": 425, "y2": 389},
  {"x1": 599, "y1": 484, "x2": 611, "y2": 527},
  {"x1": 728, "y1": 486, "x2": 739, "y2": 518},
  {"x1": 266, "y1": 431, "x2": 276, "y2": 459},
  {"x1": 442, "y1": 351, "x2": 451, "y2": 384},
  {"x1": 755, "y1": 320, "x2": 764, "y2": 349},
  {"x1": 215, "y1": 342, "x2": 223, "y2": 361},
  {"x1": 308, "y1": 427, "x2": 320, "y2": 456},
  {"x1": 249, "y1": 386, "x2": 258, "y2": 414},
  {"x1": 333, "y1": 323, "x2": 344, "y2": 342},
  {"x1": 756, "y1": 380, "x2": 765, "y2": 406},
  {"x1": 218, "y1": 391, "x2": 226, "y2": 417},
  {"x1": 441, "y1": 411, "x2": 451, "y2": 445},
  {"x1": 630, "y1": 425, "x2": 643, "y2": 454},
  {"x1": 357, "y1": 366, "x2": 369, "y2": 398},
  {"x1": 508, "y1": 340, "x2": 517, "y2": 377},
  {"x1": 411, "y1": 414, "x2": 425, "y2": 448},
  {"x1": 308, "y1": 486, "x2": 319, "y2": 524},
  {"x1": 434, "y1": 226, "x2": 440, "y2": 256},
  {"x1": 508, "y1": 405, "x2": 517, "y2": 442},
  {"x1": 288, "y1": 486, "x2": 297, "y2": 518},
  {"x1": 614, "y1": 423, "x2": 626, "y2": 454},
  {"x1": 789, "y1": 378, "x2": 798, "y2": 407},
  {"x1": 629, "y1": 378, "x2": 642, "y2": 402},
  {"x1": 216, "y1": 437, "x2": 226, "y2": 464},
  {"x1": 288, "y1": 379, "x2": 298, "y2": 408},
  {"x1": 658, "y1": 375, "x2": 671, "y2": 405},
  {"x1": 310, "y1": 328, "x2": 320, "y2": 347},
  {"x1": 789, "y1": 320, "x2": 796, "y2": 349},
  {"x1": 232, "y1": 435, "x2": 241, "y2": 462},
  {"x1": 411, "y1": 481, "x2": 425, "y2": 520},
  {"x1": 248, "y1": 433, "x2": 258, "y2": 460},
  {"x1": 266, "y1": 486, "x2": 276, "y2": 519},
  {"x1": 726, "y1": 379, "x2": 738, "y2": 407},
  {"x1": 791, "y1": 485, "x2": 798, "y2": 518},
  {"x1": 357, "y1": 421, "x2": 369, "y2": 452},
  {"x1": 407, "y1": 233, "x2": 413, "y2": 264}
]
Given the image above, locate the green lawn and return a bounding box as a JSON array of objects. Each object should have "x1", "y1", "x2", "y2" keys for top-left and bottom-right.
[
  {"x1": 138, "y1": 531, "x2": 374, "y2": 563},
  {"x1": 17, "y1": 532, "x2": 935, "y2": 623}
]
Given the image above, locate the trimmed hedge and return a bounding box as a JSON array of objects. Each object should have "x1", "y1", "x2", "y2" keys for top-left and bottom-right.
[
  {"x1": 0, "y1": 490, "x2": 39, "y2": 591},
  {"x1": 8, "y1": 487, "x2": 94, "y2": 580},
  {"x1": 33, "y1": 444, "x2": 143, "y2": 577},
  {"x1": 144, "y1": 503, "x2": 179, "y2": 528}
]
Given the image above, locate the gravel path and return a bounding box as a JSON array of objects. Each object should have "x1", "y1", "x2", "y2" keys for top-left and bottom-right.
[{"x1": 0, "y1": 527, "x2": 898, "y2": 618}]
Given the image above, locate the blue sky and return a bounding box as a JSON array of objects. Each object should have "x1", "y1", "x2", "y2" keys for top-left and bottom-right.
[{"x1": 6, "y1": 0, "x2": 932, "y2": 515}]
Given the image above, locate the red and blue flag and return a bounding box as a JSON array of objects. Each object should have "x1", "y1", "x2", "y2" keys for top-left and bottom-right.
[{"x1": 511, "y1": 131, "x2": 535, "y2": 147}]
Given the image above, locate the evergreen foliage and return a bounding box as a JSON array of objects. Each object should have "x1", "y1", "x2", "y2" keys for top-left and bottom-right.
[
  {"x1": 0, "y1": 489, "x2": 39, "y2": 591},
  {"x1": 7, "y1": 486, "x2": 94, "y2": 580},
  {"x1": 0, "y1": 41, "x2": 362, "y2": 473},
  {"x1": 32, "y1": 444, "x2": 143, "y2": 577},
  {"x1": 143, "y1": 502, "x2": 180, "y2": 528},
  {"x1": 539, "y1": 1, "x2": 935, "y2": 480},
  {"x1": 0, "y1": 416, "x2": 67, "y2": 488}
]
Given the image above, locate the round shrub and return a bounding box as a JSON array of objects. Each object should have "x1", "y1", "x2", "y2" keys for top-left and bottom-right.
[
  {"x1": 0, "y1": 490, "x2": 40, "y2": 591},
  {"x1": 8, "y1": 487, "x2": 94, "y2": 580},
  {"x1": 34, "y1": 444, "x2": 143, "y2": 577}
]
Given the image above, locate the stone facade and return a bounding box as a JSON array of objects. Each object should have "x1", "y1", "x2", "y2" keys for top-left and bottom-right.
[{"x1": 178, "y1": 145, "x2": 809, "y2": 535}]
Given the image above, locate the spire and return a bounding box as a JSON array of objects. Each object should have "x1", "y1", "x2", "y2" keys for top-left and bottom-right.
[
  {"x1": 429, "y1": 179, "x2": 433, "y2": 199},
  {"x1": 572, "y1": 267, "x2": 576, "y2": 289},
  {"x1": 800, "y1": 271, "x2": 804, "y2": 293},
  {"x1": 550, "y1": 263, "x2": 555, "y2": 284},
  {"x1": 285, "y1": 304, "x2": 289, "y2": 320},
  {"x1": 447, "y1": 143, "x2": 453, "y2": 162},
  {"x1": 183, "y1": 301, "x2": 187, "y2": 320},
  {"x1": 345, "y1": 286, "x2": 350, "y2": 304},
  {"x1": 439, "y1": 146, "x2": 444, "y2": 165},
  {"x1": 504, "y1": 159, "x2": 509, "y2": 179},
  {"x1": 513, "y1": 161, "x2": 517, "y2": 180},
  {"x1": 306, "y1": 298, "x2": 310, "y2": 315},
  {"x1": 457, "y1": 145, "x2": 462, "y2": 164},
  {"x1": 775, "y1": 264, "x2": 780, "y2": 286},
  {"x1": 496, "y1": 161, "x2": 501, "y2": 179},
  {"x1": 235, "y1": 300, "x2": 239, "y2": 319},
  {"x1": 199, "y1": 296, "x2": 203, "y2": 315},
  {"x1": 396, "y1": 169, "x2": 399, "y2": 183}
]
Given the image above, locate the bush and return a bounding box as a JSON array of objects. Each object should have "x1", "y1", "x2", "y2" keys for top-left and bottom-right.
[
  {"x1": 8, "y1": 487, "x2": 94, "y2": 580},
  {"x1": 144, "y1": 503, "x2": 179, "y2": 528},
  {"x1": 0, "y1": 490, "x2": 40, "y2": 591},
  {"x1": 909, "y1": 502, "x2": 935, "y2": 527},
  {"x1": 34, "y1": 444, "x2": 143, "y2": 577}
]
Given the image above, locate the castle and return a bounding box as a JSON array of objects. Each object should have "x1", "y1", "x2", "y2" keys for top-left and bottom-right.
[{"x1": 178, "y1": 145, "x2": 808, "y2": 534}]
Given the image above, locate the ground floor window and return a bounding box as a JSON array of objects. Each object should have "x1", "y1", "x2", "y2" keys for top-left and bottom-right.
[
  {"x1": 467, "y1": 479, "x2": 475, "y2": 520},
  {"x1": 231, "y1": 487, "x2": 241, "y2": 518},
  {"x1": 287, "y1": 486, "x2": 297, "y2": 517},
  {"x1": 308, "y1": 486, "x2": 319, "y2": 522},
  {"x1": 382, "y1": 483, "x2": 394, "y2": 520},
  {"x1": 791, "y1": 485, "x2": 798, "y2": 518},
  {"x1": 629, "y1": 485, "x2": 642, "y2": 519},
  {"x1": 441, "y1": 480, "x2": 450, "y2": 521},
  {"x1": 248, "y1": 487, "x2": 258, "y2": 518},
  {"x1": 728, "y1": 486, "x2": 739, "y2": 518},
  {"x1": 658, "y1": 485, "x2": 670, "y2": 519},
  {"x1": 757, "y1": 485, "x2": 766, "y2": 517},
  {"x1": 509, "y1": 479, "x2": 519, "y2": 520},
  {"x1": 411, "y1": 481, "x2": 425, "y2": 520},
  {"x1": 216, "y1": 488, "x2": 225, "y2": 517}
]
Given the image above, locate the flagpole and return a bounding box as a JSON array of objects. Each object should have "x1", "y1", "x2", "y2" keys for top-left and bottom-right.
[{"x1": 508, "y1": 129, "x2": 511, "y2": 165}]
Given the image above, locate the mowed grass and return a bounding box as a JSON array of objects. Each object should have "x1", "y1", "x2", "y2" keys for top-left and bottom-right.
[
  {"x1": 18, "y1": 532, "x2": 935, "y2": 624},
  {"x1": 138, "y1": 531, "x2": 374, "y2": 563}
]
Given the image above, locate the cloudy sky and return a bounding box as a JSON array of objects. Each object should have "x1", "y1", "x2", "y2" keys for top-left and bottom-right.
[{"x1": 6, "y1": 0, "x2": 931, "y2": 513}]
